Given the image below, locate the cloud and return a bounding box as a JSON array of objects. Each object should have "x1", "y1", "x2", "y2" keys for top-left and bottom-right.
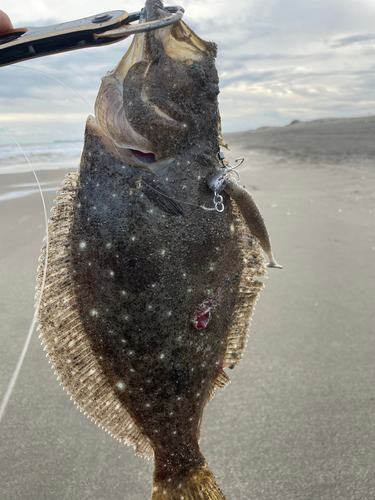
[
  {"x1": 1, "y1": 0, "x2": 375, "y2": 140},
  {"x1": 331, "y1": 34, "x2": 375, "y2": 48}
]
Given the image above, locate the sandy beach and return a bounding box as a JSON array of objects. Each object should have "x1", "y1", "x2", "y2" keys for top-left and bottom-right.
[{"x1": 0, "y1": 117, "x2": 374, "y2": 500}]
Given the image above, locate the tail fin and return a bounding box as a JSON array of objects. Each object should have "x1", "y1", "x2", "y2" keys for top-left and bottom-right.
[{"x1": 151, "y1": 458, "x2": 226, "y2": 500}]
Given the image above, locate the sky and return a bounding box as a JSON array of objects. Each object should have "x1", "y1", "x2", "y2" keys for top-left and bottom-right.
[{"x1": 1, "y1": 0, "x2": 375, "y2": 144}]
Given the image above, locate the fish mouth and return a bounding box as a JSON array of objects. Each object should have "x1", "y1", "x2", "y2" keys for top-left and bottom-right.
[
  {"x1": 94, "y1": 0, "x2": 219, "y2": 173},
  {"x1": 130, "y1": 149, "x2": 156, "y2": 164}
]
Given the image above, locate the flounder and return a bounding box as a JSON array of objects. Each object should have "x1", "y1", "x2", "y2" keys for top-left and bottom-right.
[{"x1": 36, "y1": 1, "x2": 280, "y2": 498}]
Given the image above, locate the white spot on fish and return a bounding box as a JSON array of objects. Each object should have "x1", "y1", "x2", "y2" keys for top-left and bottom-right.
[
  {"x1": 117, "y1": 381, "x2": 125, "y2": 391},
  {"x1": 131, "y1": 236, "x2": 136, "y2": 241},
  {"x1": 168, "y1": 311, "x2": 172, "y2": 316},
  {"x1": 106, "y1": 242, "x2": 112, "y2": 248},
  {"x1": 112, "y1": 193, "x2": 116, "y2": 197},
  {"x1": 160, "y1": 353, "x2": 165, "y2": 359},
  {"x1": 148, "y1": 305, "x2": 153, "y2": 310},
  {"x1": 161, "y1": 249, "x2": 166, "y2": 256},
  {"x1": 187, "y1": 288, "x2": 192, "y2": 293},
  {"x1": 110, "y1": 271, "x2": 114, "y2": 277},
  {"x1": 79, "y1": 241, "x2": 86, "y2": 249},
  {"x1": 121, "y1": 290, "x2": 126, "y2": 295},
  {"x1": 230, "y1": 224, "x2": 235, "y2": 233},
  {"x1": 129, "y1": 351, "x2": 134, "y2": 355},
  {"x1": 91, "y1": 310, "x2": 98, "y2": 317}
]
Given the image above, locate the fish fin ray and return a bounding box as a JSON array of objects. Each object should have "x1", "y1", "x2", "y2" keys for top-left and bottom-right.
[
  {"x1": 223, "y1": 200, "x2": 266, "y2": 368},
  {"x1": 213, "y1": 369, "x2": 230, "y2": 390},
  {"x1": 151, "y1": 458, "x2": 226, "y2": 500},
  {"x1": 36, "y1": 172, "x2": 154, "y2": 460},
  {"x1": 144, "y1": 185, "x2": 184, "y2": 216}
]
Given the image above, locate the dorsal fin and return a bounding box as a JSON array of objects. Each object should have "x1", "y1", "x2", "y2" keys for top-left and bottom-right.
[
  {"x1": 36, "y1": 172, "x2": 154, "y2": 459},
  {"x1": 222, "y1": 200, "x2": 266, "y2": 368}
]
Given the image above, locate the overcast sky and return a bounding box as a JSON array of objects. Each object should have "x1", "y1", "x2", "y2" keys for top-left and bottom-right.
[{"x1": 1, "y1": 0, "x2": 375, "y2": 144}]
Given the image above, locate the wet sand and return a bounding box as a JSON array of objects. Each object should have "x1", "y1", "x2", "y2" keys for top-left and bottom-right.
[{"x1": 0, "y1": 118, "x2": 374, "y2": 499}]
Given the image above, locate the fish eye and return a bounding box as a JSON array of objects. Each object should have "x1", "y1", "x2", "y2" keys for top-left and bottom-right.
[
  {"x1": 190, "y1": 63, "x2": 196, "y2": 69},
  {"x1": 215, "y1": 89, "x2": 220, "y2": 95}
]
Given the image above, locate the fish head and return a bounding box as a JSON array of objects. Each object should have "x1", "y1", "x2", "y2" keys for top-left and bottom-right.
[{"x1": 93, "y1": 0, "x2": 221, "y2": 173}]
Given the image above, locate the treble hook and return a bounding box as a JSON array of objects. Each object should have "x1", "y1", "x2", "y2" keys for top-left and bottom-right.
[{"x1": 218, "y1": 151, "x2": 243, "y2": 183}]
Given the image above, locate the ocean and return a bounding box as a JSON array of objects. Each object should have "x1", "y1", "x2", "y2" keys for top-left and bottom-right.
[
  {"x1": 0, "y1": 141, "x2": 83, "y2": 202},
  {"x1": 0, "y1": 141, "x2": 83, "y2": 174}
]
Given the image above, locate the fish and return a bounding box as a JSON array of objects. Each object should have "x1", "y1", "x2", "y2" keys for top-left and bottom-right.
[{"x1": 35, "y1": 1, "x2": 279, "y2": 498}]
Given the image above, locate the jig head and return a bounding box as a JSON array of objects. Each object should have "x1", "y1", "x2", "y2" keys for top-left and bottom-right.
[{"x1": 207, "y1": 151, "x2": 282, "y2": 269}]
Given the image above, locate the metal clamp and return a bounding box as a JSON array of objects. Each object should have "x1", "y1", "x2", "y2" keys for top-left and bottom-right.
[
  {"x1": 0, "y1": 6, "x2": 184, "y2": 67},
  {"x1": 96, "y1": 6, "x2": 185, "y2": 39}
]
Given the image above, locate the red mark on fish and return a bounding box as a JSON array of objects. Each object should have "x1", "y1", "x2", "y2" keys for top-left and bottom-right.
[{"x1": 192, "y1": 292, "x2": 222, "y2": 330}]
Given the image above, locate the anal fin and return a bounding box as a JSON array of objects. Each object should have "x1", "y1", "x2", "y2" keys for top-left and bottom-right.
[{"x1": 213, "y1": 369, "x2": 230, "y2": 390}]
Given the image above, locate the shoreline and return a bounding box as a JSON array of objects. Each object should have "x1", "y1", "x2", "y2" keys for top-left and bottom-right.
[{"x1": 1, "y1": 132, "x2": 374, "y2": 499}]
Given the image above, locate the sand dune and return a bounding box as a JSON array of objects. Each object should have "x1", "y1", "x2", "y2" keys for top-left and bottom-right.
[{"x1": 226, "y1": 115, "x2": 375, "y2": 164}]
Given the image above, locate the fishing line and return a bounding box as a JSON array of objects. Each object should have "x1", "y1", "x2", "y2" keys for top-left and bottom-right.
[
  {"x1": 113, "y1": 141, "x2": 234, "y2": 213},
  {"x1": 0, "y1": 123, "x2": 49, "y2": 424},
  {"x1": 0, "y1": 64, "x2": 92, "y2": 424},
  {"x1": 139, "y1": 176, "x2": 221, "y2": 212},
  {"x1": 15, "y1": 65, "x2": 94, "y2": 114},
  {"x1": 137, "y1": 158, "x2": 244, "y2": 213}
]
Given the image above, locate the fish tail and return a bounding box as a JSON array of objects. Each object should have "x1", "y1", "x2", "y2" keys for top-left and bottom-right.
[{"x1": 151, "y1": 456, "x2": 226, "y2": 500}]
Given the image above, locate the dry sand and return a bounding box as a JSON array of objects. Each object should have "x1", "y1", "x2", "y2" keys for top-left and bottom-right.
[{"x1": 0, "y1": 117, "x2": 374, "y2": 500}]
